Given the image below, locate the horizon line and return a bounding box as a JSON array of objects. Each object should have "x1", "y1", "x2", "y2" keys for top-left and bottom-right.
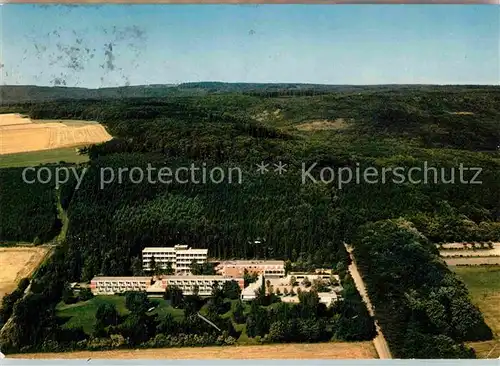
[
  {"x1": 3, "y1": 0, "x2": 499, "y2": 4},
  {"x1": 2, "y1": 82, "x2": 499, "y2": 90}
]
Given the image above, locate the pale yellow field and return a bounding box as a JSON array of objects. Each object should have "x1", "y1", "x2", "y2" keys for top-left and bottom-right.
[
  {"x1": 296, "y1": 118, "x2": 349, "y2": 131},
  {"x1": 8, "y1": 342, "x2": 378, "y2": 359},
  {"x1": 0, "y1": 114, "x2": 33, "y2": 126},
  {"x1": 0, "y1": 247, "x2": 50, "y2": 301},
  {"x1": 444, "y1": 257, "x2": 500, "y2": 266},
  {"x1": 0, "y1": 114, "x2": 112, "y2": 155}
]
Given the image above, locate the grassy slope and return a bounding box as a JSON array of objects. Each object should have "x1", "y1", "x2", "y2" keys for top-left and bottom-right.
[
  {"x1": 58, "y1": 296, "x2": 261, "y2": 344},
  {"x1": 452, "y1": 265, "x2": 500, "y2": 358},
  {"x1": 0, "y1": 147, "x2": 89, "y2": 168},
  {"x1": 57, "y1": 296, "x2": 184, "y2": 334}
]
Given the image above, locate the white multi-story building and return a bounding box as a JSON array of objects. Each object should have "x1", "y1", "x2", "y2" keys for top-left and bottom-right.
[
  {"x1": 89, "y1": 275, "x2": 243, "y2": 297},
  {"x1": 159, "y1": 275, "x2": 244, "y2": 297},
  {"x1": 90, "y1": 276, "x2": 152, "y2": 295},
  {"x1": 142, "y1": 245, "x2": 208, "y2": 274}
]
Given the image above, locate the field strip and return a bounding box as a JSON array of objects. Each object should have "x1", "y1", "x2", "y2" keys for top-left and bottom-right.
[
  {"x1": 7, "y1": 342, "x2": 378, "y2": 359},
  {"x1": 0, "y1": 114, "x2": 31, "y2": 126},
  {"x1": 444, "y1": 257, "x2": 500, "y2": 266},
  {"x1": 0, "y1": 246, "x2": 50, "y2": 301},
  {"x1": 0, "y1": 113, "x2": 112, "y2": 155}
]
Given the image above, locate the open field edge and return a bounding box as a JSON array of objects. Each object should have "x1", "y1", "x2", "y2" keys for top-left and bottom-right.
[{"x1": 7, "y1": 341, "x2": 378, "y2": 359}]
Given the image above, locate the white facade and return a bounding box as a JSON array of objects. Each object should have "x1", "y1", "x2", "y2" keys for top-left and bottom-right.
[
  {"x1": 90, "y1": 276, "x2": 152, "y2": 295},
  {"x1": 241, "y1": 275, "x2": 264, "y2": 301},
  {"x1": 161, "y1": 275, "x2": 244, "y2": 297},
  {"x1": 142, "y1": 245, "x2": 208, "y2": 273},
  {"x1": 90, "y1": 275, "x2": 243, "y2": 297},
  {"x1": 289, "y1": 272, "x2": 334, "y2": 282}
]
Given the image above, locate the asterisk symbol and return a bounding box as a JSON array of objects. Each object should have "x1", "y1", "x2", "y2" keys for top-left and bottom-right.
[
  {"x1": 274, "y1": 161, "x2": 287, "y2": 174},
  {"x1": 256, "y1": 162, "x2": 269, "y2": 174}
]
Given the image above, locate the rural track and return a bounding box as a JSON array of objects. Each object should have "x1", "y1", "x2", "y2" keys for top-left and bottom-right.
[
  {"x1": 438, "y1": 242, "x2": 500, "y2": 266},
  {"x1": 344, "y1": 243, "x2": 393, "y2": 360}
]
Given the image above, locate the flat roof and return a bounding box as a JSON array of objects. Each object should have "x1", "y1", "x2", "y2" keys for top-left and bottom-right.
[
  {"x1": 163, "y1": 275, "x2": 243, "y2": 281},
  {"x1": 217, "y1": 260, "x2": 284, "y2": 266},
  {"x1": 142, "y1": 247, "x2": 208, "y2": 253},
  {"x1": 92, "y1": 276, "x2": 152, "y2": 281}
]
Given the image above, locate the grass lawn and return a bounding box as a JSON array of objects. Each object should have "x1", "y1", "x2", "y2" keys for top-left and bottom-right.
[
  {"x1": 32, "y1": 119, "x2": 100, "y2": 126},
  {"x1": 57, "y1": 295, "x2": 184, "y2": 334},
  {"x1": 151, "y1": 298, "x2": 184, "y2": 321},
  {"x1": 452, "y1": 265, "x2": 500, "y2": 358},
  {"x1": 198, "y1": 298, "x2": 256, "y2": 344},
  {"x1": 0, "y1": 147, "x2": 89, "y2": 168}
]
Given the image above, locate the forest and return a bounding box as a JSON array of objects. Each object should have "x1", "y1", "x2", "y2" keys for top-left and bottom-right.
[
  {"x1": 352, "y1": 219, "x2": 492, "y2": 358},
  {"x1": 0, "y1": 168, "x2": 61, "y2": 243},
  {"x1": 0, "y1": 84, "x2": 499, "y2": 357}
]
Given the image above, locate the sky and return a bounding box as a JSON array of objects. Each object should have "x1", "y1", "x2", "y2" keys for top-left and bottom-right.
[{"x1": 1, "y1": 5, "x2": 499, "y2": 88}]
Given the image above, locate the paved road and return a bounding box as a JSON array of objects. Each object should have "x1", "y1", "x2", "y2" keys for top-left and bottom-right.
[{"x1": 344, "y1": 243, "x2": 393, "y2": 360}]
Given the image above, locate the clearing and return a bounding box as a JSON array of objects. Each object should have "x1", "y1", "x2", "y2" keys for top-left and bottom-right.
[
  {"x1": 447, "y1": 111, "x2": 475, "y2": 115},
  {"x1": 296, "y1": 118, "x2": 350, "y2": 131},
  {"x1": 452, "y1": 265, "x2": 500, "y2": 358},
  {"x1": 8, "y1": 341, "x2": 377, "y2": 359},
  {"x1": 0, "y1": 113, "x2": 112, "y2": 155},
  {"x1": 0, "y1": 246, "x2": 50, "y2": 301}
]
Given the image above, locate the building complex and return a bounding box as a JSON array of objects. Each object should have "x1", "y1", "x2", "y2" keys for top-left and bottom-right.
[
  {"x1": 90, "y1": 245, "x2": 341, "y2": 307},
  {"x1": 240, "y1": 273, "x2": 342, "y2": 306}
]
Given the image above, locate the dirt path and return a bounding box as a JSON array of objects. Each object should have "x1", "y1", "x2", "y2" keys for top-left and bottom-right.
[
  {"x1": 7, "y1": 342, "x2": 377, "y2": 359},
  {"x1": 344, "y1": 243, "x2": 392, "y2": 359}
]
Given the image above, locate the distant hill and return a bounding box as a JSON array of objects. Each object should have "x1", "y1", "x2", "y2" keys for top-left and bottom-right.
[
  {"x1": 0, "y1": 85, "x2": 179, "y2": 104},
  {"x1": 2, "y1": 83, "x2": 497, "y2": 104}
]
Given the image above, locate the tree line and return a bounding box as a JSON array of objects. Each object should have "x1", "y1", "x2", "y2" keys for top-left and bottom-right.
[{"x1": 352, "y1": 219, "x2": 492, "y2": 358}]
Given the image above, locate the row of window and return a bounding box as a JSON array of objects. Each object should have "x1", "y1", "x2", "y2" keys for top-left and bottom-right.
[
  {"x1": 96, "y1": 281, "x2": 146, "y2": 286},
  {"x1": 143, "y1": 253, "x2": 206, "y2": 257},
  {"x1": 143, "y1": 258, "x2": 206, "y2": 261},
  {"x1": 264, "y1": 270, "x2": 285, "y2": 273},
  {"x1": 166, "y1": 281, "x2": 230, "y2": 285},
  {"x1": 97, "y1": 286, "x2": 146, "y2": 291},
  {"x1": 226, "y1": 265, "x2": 284, "y2": 269}
]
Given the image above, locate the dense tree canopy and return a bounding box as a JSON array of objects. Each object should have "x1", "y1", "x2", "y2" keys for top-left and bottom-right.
[{"x1": 0, "y1": 85, "x2": 498, "y2": 356}]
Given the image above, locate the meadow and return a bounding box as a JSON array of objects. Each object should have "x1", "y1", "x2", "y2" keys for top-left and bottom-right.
[
  {"x1": 57, "y1": 295, "x2": 184, "y2": 334},
  {"x1": 0, "y1": 147, "x2": 89, "y2": 168},
  {"x1": 452, "y1": 265, "x2": 500, "y2": 358}
]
